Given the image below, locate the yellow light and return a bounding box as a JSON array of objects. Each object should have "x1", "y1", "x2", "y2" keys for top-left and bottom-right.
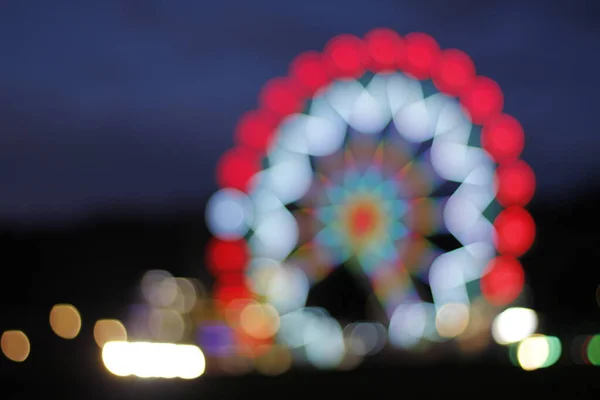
[
  {"x1": 1, "y1": 330, "x2": 30, "y2": 362},
  {"x1": 50, "y1": 304, "x2": 81, "y2": 339},
  {"x1": 101, "y1": 341, "x2": 206, "y2": 379},
  {"x1": 93, "y1": 319, "x2": 128, "y2": 348},
  {"x1": 239, "y1": 302, "x2": 280, "y2": 340},
  {"x1": 254, "y1": 345, "x2": 292, "y2": 376},
  {"x1": 517, "y1": 335, "x2": 561, "y2": 371},
  {"x1": 435, "y1": 303, "x2": 470, "y2": 338}
]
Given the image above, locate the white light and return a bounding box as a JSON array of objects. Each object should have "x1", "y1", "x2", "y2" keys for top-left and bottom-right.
[
  {"x1": 304, "y1": 316, "x2": 345, "y2": 369},
  {"x1": 102, "y1": 341, "x2": 206, "y2": 379},
  {"x1": 206, "y1": 188, "x2": 253, "y2": 240},
  {"x1": 265, "y1": 265, "x2": 309, "y2": 315},
  {"x1": 264, "y1": 148, "x2": 313, "y2": 205},
  {"x1": 388, "y1": 302, "x2": 428, "y2": 349},
  {"x1": 386, "y1": 73, "x2": 423, "y2": 115},
  {"x1": 393, "y1": 94, "x2": 448, "y2": 143},
  {"x1": 517, "y1": 336, "x2": 549, "y2": 371},
  {"x1": 345, "y1": 322, "x2": 387, "y2": 356},
  {"x1": 278, "y1": 108, "x2": 346, "y2": 157},
  {"x1": 140, "y1": 270, "x2": 178, "y2": 308},
  {"x1": 347, "y1": 76, "x2": 390, "y2": 134},
  {"x1": 492, "y1": 308, "x2": 538, "y2": 345},
  {"x1": 250, "y1": 207, "x2": 298, "y2": 261}
]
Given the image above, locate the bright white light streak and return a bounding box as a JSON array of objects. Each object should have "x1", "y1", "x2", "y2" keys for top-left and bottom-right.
[
  {"x1": 206, "y1": 188, "x2": 254, "y2": 240},
  {"x1": 102, "y1": 341, "x2": 206, "y2": 379},
  {"x1": 492, "y1": 308, "x2": 538, "y2": 345}
]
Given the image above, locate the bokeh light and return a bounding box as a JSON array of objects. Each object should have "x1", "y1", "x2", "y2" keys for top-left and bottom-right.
[
  {"x1": 493, "y1": 207, "x2": 536, "y2": 257},
  {"x1": 492, "y1": 307, "x2": 538, "y2": 345},
  {"x1": 239, "y1": 302, "x2": 280, "y2": 340},
  {"x1": 481, "y1": 114, "x2": 524, "y2": 163},
  {"x1": 253, "y1": 344, "x2": 293, "y2": 376},
  {"x1": 1, "y1": 330, "x2": 30, "y2": 362},
  {"x1": 344, "y1": 322, "x2": 387, "y2": 356},
  {"x1": 50, "y1": 304, "x2": 82, "y2": 339},
  {"x1": 517, "y1": 335, "x2": 561, "y2": 371},
  {"x1": 102, "y1": 341, "x2": 206, "y2": 379},
  {"x1": 480, "y1": 257, "x2": 525, "y2": 306},
  {"x1": 94, "y1": 319, "x2": 128, "y2": 348},
  {"x1": 206, "y1": 188, "x2": 254, "y2": 240},
  {"x1": 435, "y1": 303, "x2": 470, "y2": 339},
  {"x1": 148, "y1": 308, "x2": 187, "y2": 342},
  {"x1": 141, "y1": 270, "x2": 178, "y2": 308},
  {"x1": 587, "y1": 335, "x2": 600, "y2": 365}
]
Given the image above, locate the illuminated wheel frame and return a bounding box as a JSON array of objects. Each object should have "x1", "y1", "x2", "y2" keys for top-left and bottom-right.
[{"x1": 205, "y1": 29, "x2": 536, "y2": 359}]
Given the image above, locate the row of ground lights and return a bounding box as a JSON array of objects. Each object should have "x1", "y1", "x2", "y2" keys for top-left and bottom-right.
[
  {"x1": 1, "y1": 303, "x2": 206, "y2": 379},
  {"x1": 2, "y1": 304, "x2": 600, "y2": 373},
  {"x1": 1, "y1": 304, "x2": 126, "y2": 362}
]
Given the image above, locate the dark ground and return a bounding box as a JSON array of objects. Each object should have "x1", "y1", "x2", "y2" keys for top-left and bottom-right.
[{"x1": 0, "y1": 188, "x2": 598, "y2": 398}]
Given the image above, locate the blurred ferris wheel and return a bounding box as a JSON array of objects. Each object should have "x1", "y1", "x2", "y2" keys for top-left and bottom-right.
[{"x1": 204, "y1": 29, "x2": 536, "y2": 367}]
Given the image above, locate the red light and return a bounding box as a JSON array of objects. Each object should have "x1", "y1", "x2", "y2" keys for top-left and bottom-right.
[
  {"x1": 323, "y1": 34, "x2": 368, "y2": 79},
  {"x1": 481, "y1": 114, "x2": 525, "y2": 163},
  {"x1": 364, "y1": 28, "x2": 405, "y2": 73},
  {"x1": 235, "y1": 330, "x2": 273, "y2": 358},
  {"x1": 216, "y1": 147, "x2": 261, "y2": 192},
  {"x1": 213, "y1": 283, "x2": 253, "y2": 306},
  {"x1": 289, "y1": 51, "x2": 330, "y2": 96},
  {"x1": 495, "y1": 160, "x2": 536, "y2": 206},
  {"x1": 493, "y1": 207, "x2": 535, "y2": 257},
  {"x1": 235, "y1": 110, "x2": 279, "y2": 153},
  {"x1": 480, "y1": 256, "x2": 525, "y2": 306},
  {"x1": 402, "y1": 33, "x2": 440, "y2": 80},
  {"x1": 259, "y1": 77, "x2": 305, "y2": 117},
  {"x1": 431, "y1": 49, "x2": 476, "y2": 96},
  {"x1": 217, "y1": 272, "x2": 247, "y2": 286},
  {"x1": 349, "y1": 204, "x2": 377, "y2": 236},
  {"x1": 460, "y1": 76, "x2": 504, "y2": 124},
  {"x1": 206, "y1": 238, "x2": 250, "y2": 275}
]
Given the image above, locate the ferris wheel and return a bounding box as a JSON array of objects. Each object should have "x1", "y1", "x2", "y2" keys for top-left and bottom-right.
[{"x1": 204, "y1": 29, "x2": 536, "y2": 365}]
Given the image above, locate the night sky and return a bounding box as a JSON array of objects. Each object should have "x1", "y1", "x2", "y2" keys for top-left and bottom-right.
[
  {"x1": 0, "y1": 0, "x2": 599, "y2": 223},
  {"x1": 0, "y1": 3, "x2": 599, "y2": 398}
]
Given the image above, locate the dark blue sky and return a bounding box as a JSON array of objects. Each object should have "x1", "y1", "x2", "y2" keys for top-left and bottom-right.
[{"x1": 0, "y1": 0, "x2": 598, "y2": 221}]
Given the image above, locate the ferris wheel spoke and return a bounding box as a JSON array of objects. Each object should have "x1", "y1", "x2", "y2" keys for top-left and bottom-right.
[
  {"x1": 368, "y1": 263, "x2": 420, "y2": 319},
  {"x1": 395, "y1": 234, "x2": 444, "y2": 283},
  {"x1": 403, "y1": 196, "x2": 449, "y2": 236}
]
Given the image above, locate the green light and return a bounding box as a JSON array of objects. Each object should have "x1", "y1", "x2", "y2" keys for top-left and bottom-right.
[
  {"x1": 587, "y1": 335, "x2": 600, "y2": 365},
  {"x1": 508, "y1": 343, "x2": 519, "y2": 367},
  {"x1": 541, "y1": 336, "x2": 561, "y2": 368}
]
